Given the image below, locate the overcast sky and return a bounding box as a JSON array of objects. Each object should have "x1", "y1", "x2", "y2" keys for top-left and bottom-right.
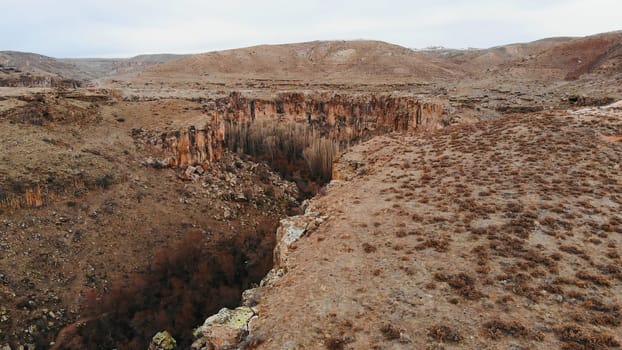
[{"x1": 2, "y1": 0, "x2": 621, "y2": 58}]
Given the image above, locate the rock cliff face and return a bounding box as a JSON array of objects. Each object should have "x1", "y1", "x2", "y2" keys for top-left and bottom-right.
[
  {"x1": 158, "y1": 114, "x2": 226, "y2": 169},
  {"x1": 213, "y1": 92, "x2": 446, "y2": 134},
  {"x1": 157, "y1": 92, "x2": 446, "y2": 172}
]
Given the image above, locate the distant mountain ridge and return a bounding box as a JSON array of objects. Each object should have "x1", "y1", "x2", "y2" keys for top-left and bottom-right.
[
  {"x1": 139, "y1": 40, "x2": 458, "y2": 84},
  {"x1": 0, "y1": 51, "x2": 89, "y2": 80},
  {"x1": 137, "y1": 31, "x2": 622, "y2": 84},
  {"x1": 0, "y1": 51, "x2": 186, "y2": 85},
  {"x1": 59, "y1": 54, "x2": 185, "y2": 79},
  {"x1": 1, "y1": 30, "x2": 621, "y2": 87}
]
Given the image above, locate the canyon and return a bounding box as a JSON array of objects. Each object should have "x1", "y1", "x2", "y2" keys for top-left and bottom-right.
[{"x1": 0, "y1": 31, "x2": 621, "y2": 350}]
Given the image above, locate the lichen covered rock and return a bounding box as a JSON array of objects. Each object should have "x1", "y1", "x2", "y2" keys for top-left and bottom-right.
[
  {"x1": 192, "y1": 306, "x2": 256, "y2": 350},
  {"x1": 148, "y1": 331, "x2": 176, "y2": 350}
]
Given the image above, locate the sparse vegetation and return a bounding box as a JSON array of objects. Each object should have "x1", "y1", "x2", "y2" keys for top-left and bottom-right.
[
  {"x1": 482, "y1": 319, "x2": 543, "y2": 340},
  {"x1": 556, "y1": 324, "x2": 620, "y2": 349},
  {"x1": 427, "y1": 325, "x2": 463, "y2": 343},
  {"x1": 380, "y1": 323, "x2": 402, "y2": 340},
  {"x1": 434, "y1": 272, "x2": 483, "y2": 300}
]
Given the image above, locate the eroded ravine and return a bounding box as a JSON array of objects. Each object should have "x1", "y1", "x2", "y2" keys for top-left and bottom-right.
[{"x1": 1, "y1": 90, "x2": 447, "y2": 349}]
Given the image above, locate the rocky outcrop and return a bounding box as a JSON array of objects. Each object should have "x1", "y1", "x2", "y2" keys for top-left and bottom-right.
[
  {"x1": 160, "y1": 124, "x2": 224, "y2": 169},
  {"x1": 191, "y1": 307, "x2": 256, "y2": 350},
  {"x1": 190, "y1": 200, "x2": 328, "y2": 349},
  {"x1": 153, "y1": 92, "x2": 446, "y2": 174},
  {"x1": 273, "y1": 209, "x2": 328, "y2": 270},
  {"x1": 144, "y1": 114, "x2": 225, "y2": 173},
  {"x1": 148, "y1": 331, "x2": 177, "y2": 350},
  {"x1": 205, "y1": 92, "x2": 447, "y2": 135},
  {"x1": 0, "y1": 185, "x2": 44, "y2": 209},
  {"x1": 0, "y1": 72, "x2": 82, "y2": 88},
  {"x1": 0, "y1": 185, "x2": 44, "y2": 211}
]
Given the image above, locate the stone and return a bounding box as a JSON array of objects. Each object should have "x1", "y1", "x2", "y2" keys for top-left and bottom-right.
[
  {"x1": 241, "y1": 288, "x2": 260, "y2": 307},
  {"x1": 160, "y1": 123, "x2": 224, "y2": 169},
  {"x1": 148, "y1": 331, "x2": 177, "y2": 350},
  {"x1": 273, "y1": 210, "x2": 329, "y2": 269},
  {"x1": 183, "y1": 165, "x2": 201, "y2": 181},
  {"x1": 235, "y1": 192, "x2": 247, "y2": 202},
  {"x1": 143, "y1": 157, "x2": 167, "y2": 169},
  {"x1": 192, "y1": 307, "x2": 256, "y2": 350}
]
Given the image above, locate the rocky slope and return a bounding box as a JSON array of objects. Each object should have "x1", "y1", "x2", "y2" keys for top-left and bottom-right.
[
  {"x1": 0, "y1": 51, "x2": 89, "y2": 81},
  {"x1": 0, "y1": 86, "x2": 307, "y2": 348},
  {"x1": 0, "y1": 89, "x2": 445, "y2": 210},
  {"x1": 0, "y1": 52, "x2": 185, "y2": 87},
  {"x1": 0, "y1": 86, "x2": 446, "y2": 348},
  {"x1": 131, "y1": 32, "x2": 622, "y2": 89},
  {"x1": 433, "y1": 31, "x2": 622, "y2": 80},
  {"x1": 204, "y1": 103, "x2": 622, "y2": 349}
]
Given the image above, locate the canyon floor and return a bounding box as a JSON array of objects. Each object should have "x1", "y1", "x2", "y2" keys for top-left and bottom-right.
[{"x1": 0, "y1": 32, "x2": 621, "y2": 350}]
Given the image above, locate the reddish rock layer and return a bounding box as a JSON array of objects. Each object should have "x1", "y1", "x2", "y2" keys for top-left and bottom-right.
[{"x1": 159, "y1": 114, "x2": 225, "y2": 169}]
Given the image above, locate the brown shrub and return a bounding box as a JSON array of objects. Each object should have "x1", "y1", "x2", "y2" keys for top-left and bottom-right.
[
  {"x1": 415, "y1": 238, "x2": 450, "y2": 252},
  {"x1": 482, "y1": 319, "x2": 543, "y2": 340},
  {"x1": 362, "y1": 243, "x2": 377, "y2": 253},
  {"x1": 434, "y1": 272, "x2": 483, "y2": 300},
  {"x1": 581, "y1": 298, "x2": 622, "y2": 326},
  {"x1": 575, "y1": 271, "x2": 611, "y2": 287},
  {"x1": 380, "y1": 324, "x2": 402, "y2": 340},
  {"x1": 324, "y1": 336, "x2": 349, "y2": 350},
  {"x1": 64, "y1": 223, "x2": 277, "y2": 350},
  {"x1": 556, "y1": 324, "x2": 620, "y2": 349},
  {"x1": 426, "y1": 325, "x2": 463, "y2": 343},
  {"x1": 559, "y1": 245, "x2": 588, "y2": 257}
]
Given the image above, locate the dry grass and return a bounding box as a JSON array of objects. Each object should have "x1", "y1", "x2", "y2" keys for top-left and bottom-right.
[
  {"x1": 434, "y1": 272, "x2": 483, "y2": 300},
  {"x1": 481, "y1": 319, "x2": 544, "y2": 341},
  {"x1": 426, "y1": 325, "x2": 463, "y2": 343},
  {"x1": 556, "y1": 324, "x2": 620, "y2": 349},
  {"x1": 380, "y1": 324, "x2": 402, "y2": 340}
]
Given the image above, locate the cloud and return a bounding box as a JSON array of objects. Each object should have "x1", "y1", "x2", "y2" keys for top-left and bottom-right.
[{"x1": 1, "y1": 0, "x2": 620, "y2": 57}]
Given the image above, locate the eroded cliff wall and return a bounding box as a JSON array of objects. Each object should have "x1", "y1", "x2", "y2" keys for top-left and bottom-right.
[
  {"x1": 211, "y1": 92, "x2": 446, "y2": 133},
  {"x1": 159, "y1": 114, "x2": 226, "y2": 169},
  {"x1": 156, "y1": 92, "x2": 447, "y2": 172}
]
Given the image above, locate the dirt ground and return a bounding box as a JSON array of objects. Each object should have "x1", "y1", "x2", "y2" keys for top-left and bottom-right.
[{"x1": 251, "y1": 107, "x2": 622, "y2": 349}]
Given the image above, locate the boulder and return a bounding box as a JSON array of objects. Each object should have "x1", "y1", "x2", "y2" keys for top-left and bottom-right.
[
  {"x1": 273, "y1": 210, "x2": 328, "y2": 269},
  {"x1": 148, "y1": 331, "x2": 176, "y2": 350},
  {"x1": 192, "y1": 307, "x2": 256, "y2": 350}
]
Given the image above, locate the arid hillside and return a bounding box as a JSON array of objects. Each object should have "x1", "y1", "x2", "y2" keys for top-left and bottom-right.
[
  {"x1": 434, "y1": 31, "x2": 622, "y2": 79},
  {"x1": 243, "y1": 103, "x2": 622, "y2": 350},
  {"x1": 0, "y1": 52, "x2": 185, "y2": 87},
  {"x1": 137, "y1": 40, "x2": 459, "y2": 85},
  {"x1": 0, "y1": 51, "x2": 89, "y2": 81},
  {"x1": 130, "y1": 31, "x2": 622, "y2": 88},
  {"x1": 0, "y1": 52, "x2": 85, "y2": 88}
]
